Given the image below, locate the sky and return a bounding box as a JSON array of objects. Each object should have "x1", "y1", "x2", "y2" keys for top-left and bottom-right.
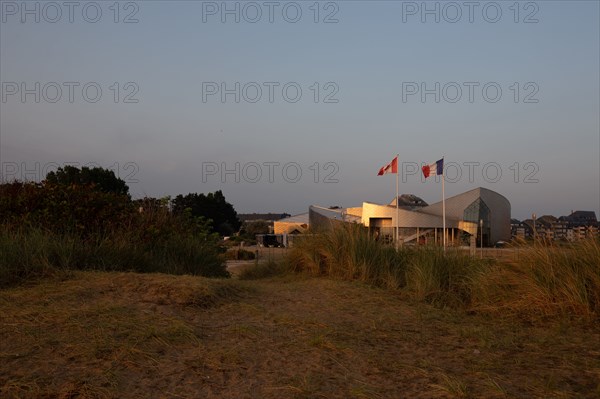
[{"x1": 1, "y1": 0, "x2": 599, "y2": 220}]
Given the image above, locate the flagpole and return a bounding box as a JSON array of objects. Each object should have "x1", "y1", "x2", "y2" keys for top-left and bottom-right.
[
  {"x1": 442, "y1": 157, "x2": 446, "y2": 252},
  {"x1": 396, "y1": 153, "x2": 399, "y2": 249}
]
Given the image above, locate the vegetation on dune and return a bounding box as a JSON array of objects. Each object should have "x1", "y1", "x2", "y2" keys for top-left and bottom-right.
[
  {"x1": 238, "y1": 260, "x2": 291, "y2": 280},
  {"x1": 0, "y1": 166, "x2": 237, "y2": 287},
  {"x1": 289, "y1": 224, "x2": 600, "y2": 320},
  {"x1": 2, "y1": 271, "x2": 598, "y2": 398},
  {"x1": 1, "y1": 168, "x2": 599, "y2": 397},
  {"x1": 288, "y1": 224, "x2": 489, "y2": 307},
  {"x1": 517, "y1": 239, "x2": 600, "y2": 317},
  {"x1": 2, "y1": 164, "x2": 599, "y2": 323}
]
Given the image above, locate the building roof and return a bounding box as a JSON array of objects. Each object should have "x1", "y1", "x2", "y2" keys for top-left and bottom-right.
[
  {"x1": 388, "y1": 194, "x2": 428, "y2": 209},
  {"x1": 416, "y1": 187, "x2": 510, "y2": 219},
  {"x1": 239, "y1": 213, "x2": 290, "y2": 222},
  {"x1": 536, "y1": 215, "x2": 558, "y2": 227},
  {"x1": 276, "y1": 213, "x2": 309, "y2": 224},
  {"x1": 309, "y1": 206, "x2": 362, "y2": 223},
  {"x1": 567, "y1": 210, "x2": 597, "y2": 223}
]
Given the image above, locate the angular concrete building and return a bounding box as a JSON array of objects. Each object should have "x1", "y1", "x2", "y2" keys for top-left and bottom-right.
[{"x1": 310, "y1": 187, "x2": 511, "y2": 246}]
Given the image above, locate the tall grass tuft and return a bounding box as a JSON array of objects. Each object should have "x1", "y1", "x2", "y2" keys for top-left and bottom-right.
[
  {"x1": 289, "y1": 225, "x2": 600, "y2": 318},
  {"x1": 405, "y1": 247, "x2": 490, "y2": 308},
  {"x1": 289, "y1": 224, "x2": 409, "y2": 289},
  {"x1": 0, "y1": 228, "x2": 228, "y2": 288},
  {"x1": 289, "y1": 224, "x2": 490, "y2": 306},
  {"x1": 518, "y1": 238, "x2": 600, "y2": 318}
]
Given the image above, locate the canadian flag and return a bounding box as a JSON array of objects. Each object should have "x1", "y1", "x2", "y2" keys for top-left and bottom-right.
[
  {"x1": 422, "y1": 158, "x2": 444, "y2": 178},
  {"x1": 377, "y1": 156, "x2": 398, "y2": 176}
]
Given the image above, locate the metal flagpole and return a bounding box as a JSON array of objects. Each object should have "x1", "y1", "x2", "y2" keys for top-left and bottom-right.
[
  {"x1": 396, "y1": 154, "x2": 399, "y2": 249},
  {"x1": 442, "y1": 157, "x2": 446, "y2": 252}
]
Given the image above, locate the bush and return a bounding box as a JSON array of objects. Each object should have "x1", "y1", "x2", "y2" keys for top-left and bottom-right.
[
  {"x1": 0, "y1": 181, "x2": 133, "y2": 236},
  {"x1": 0, "y1": 181, "x2": 230, "y2": 287}
]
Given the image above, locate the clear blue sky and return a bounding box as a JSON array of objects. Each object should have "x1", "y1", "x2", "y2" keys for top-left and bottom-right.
[{"x1": 1, "y1": 0, "x2": 598, "y2": 219}]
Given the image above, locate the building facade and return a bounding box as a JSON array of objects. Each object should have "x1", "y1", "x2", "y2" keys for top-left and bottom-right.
[{"x1": 310, "y1": 187, "x2": 511, "y2": 246}]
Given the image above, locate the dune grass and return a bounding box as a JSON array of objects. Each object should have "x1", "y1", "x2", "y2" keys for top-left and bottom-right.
[
  {"x1": 0, "y1": 228, "x2": 228, "y2": 288},
  {"x1": 237, "y1": 260, "x2": 291, "y2": 280},
  {"x1": 405, "y1": 246, "x2": 491, "y2": 308},
  {"x1": 288, "y1": 224, "x2": 490, "y2": 308},
  {"x1": 517, "y1": 239, "x2": 600, "y2": 318},
  {"x1": 288, "y1": 224, "x2": 600, "y2": 319}
]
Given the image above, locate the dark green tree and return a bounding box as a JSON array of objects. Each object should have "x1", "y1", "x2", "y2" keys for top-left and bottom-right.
[
  {"x1": 240, "y1": 220, "x2": 271, "y2": 239},
  {"x1": 46, "y1": 165, "x2": 129, "y2": 197},
  {"x1": 172, "y1": 190, "x2": 241, "y2": 236}
]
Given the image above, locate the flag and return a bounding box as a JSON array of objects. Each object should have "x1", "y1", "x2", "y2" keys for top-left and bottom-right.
[
  {"x1": 377, "y1": 156, "x2": 398, "y2": 176},
  {"x1": 422, "y1": 158, "x2": 444, "y2": 178}
]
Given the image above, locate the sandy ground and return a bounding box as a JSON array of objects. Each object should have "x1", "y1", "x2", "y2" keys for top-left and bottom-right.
[{"x1": 1, "y1": 271, "x2": 599, "y2": 398}]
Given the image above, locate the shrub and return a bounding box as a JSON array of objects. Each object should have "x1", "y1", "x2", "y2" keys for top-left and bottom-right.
[
  {"x1": 0, "y1": 181, "x2": 133, "y2": 236},
  {"x1": 0, "y1": 181, "x2": 230, "y2": 287}
]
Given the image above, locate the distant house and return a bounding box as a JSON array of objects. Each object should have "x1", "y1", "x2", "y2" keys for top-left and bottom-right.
[
  {"x1": 512, "y1": 211, "x2": 599, "y2": 242},
  {"x1": 511, "y1": 218, "x2": 531, "y2": 239},
  {"x1": 561, "y1": 211, "x2": 598, "y2": 227}
]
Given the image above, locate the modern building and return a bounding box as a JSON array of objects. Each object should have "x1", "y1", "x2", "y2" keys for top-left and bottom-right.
[
  {"x1": 273, "y1": 213, "x2": 309, "y2": 235},
  {"x1": 310, "y1": 187, "x2": 511, "y2": 246}
]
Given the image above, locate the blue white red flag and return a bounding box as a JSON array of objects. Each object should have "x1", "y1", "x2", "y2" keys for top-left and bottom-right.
[{"x1": 422, "y1": 158, "x2": 444, "y2": 178}]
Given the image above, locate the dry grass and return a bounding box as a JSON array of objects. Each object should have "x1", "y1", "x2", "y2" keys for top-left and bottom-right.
[
  {"x1": 1, "y1": 271, "x2": 599, "y2": 398},
  {"x1": 0, "y1": 272, "x2": 247, "y2": 398},
  {"x1": 289, "y1": 225, "x2": 492, "y2": 308},
  {"x1": 518, "y1": 239, "x2": 600, "y2": 317},
  {"x1": 0, "y1": 227, "x2": 228, "y2": 289},
  {"x1": 237, "y1": 260, "x2": 291, "y2": 280},
  {"x1": 468, "y1": 239, "x2": 600, "y2": 322},
  {"x1": 289, "y1": 226, "x2": 600, "y2": 320}
]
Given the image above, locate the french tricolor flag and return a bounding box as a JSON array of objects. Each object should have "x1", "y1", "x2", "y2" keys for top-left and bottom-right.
[{"x1": 422, "y1": 158, "x2": 444, "y2": 178}]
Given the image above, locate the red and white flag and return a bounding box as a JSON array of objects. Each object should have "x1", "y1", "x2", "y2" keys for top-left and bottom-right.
[{"x1": 377, "y1": 156, "x2": 398, "y2": 176}]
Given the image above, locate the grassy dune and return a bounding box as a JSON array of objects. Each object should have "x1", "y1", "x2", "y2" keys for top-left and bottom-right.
[
  {"x1": 289, "y1": 225, "x2": 600, "y2": 320},
  {"x1": 1, "y1": 271, "x2": 599, "y2": 398},
  {"x1": 1, "y1": 226, "x2": 599, "y2": 397}
]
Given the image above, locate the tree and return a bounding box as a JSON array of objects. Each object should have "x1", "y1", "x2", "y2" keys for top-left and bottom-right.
[
  {"x1": 172, "y1": 190, "x2": 241, "y2": 236},
  {"x1": 46, "y1": 165, "x2": 129, "y2": 197},
  {"x1": 240, "y1": 220, "x2": 271, "y2": 239}
]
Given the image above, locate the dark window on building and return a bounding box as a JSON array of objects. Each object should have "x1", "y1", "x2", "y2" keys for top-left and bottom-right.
[{"x1": 463, "y1": 198, "x2": 491, "y2": 246}]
